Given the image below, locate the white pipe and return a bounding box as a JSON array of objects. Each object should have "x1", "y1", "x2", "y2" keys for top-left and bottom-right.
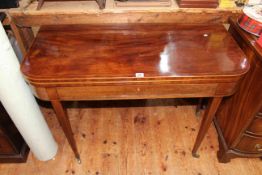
[{"x1": 0, "y1": 22, "x2": 58, "y2": 161}]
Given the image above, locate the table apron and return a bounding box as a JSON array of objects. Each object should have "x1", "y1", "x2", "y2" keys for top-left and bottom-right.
[{"x1": 29, "y1": 82, "x2": 238, "y2": 101}]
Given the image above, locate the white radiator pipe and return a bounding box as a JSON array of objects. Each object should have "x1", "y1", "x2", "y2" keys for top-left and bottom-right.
[{"x1": 0, "y1": 21, "x2": 58, "y2": 161}]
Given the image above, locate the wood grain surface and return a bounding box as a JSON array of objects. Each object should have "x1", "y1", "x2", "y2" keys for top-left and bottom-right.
[
  {"x1": 0, "y1": 99, "x2": 261, "y2": 175},
  {"x1": 9, "y1": 0, "x2": 242, "y2": 26},
  {"x1": 21, "y1": 24, "x2": 248, "y2": 85},
  {"x1": 10, "y1": 11, "x2": 241, "y2": 27}
]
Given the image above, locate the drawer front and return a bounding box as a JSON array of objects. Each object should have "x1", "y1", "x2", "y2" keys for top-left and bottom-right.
[
  {"x1": 247, "y1": 116, "x2": 262, "y2": 136},
  {"x1": 235, "y1": 135, "x2": 262, "y2": 153},
  {"x1": 56, "y1": 84, "x2": 217, "y2": 101}
]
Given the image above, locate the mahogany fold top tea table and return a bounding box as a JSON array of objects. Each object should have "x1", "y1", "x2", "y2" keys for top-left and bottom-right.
[{"x1": 21, "y1": 24, "x2": 249, "y2": 162}]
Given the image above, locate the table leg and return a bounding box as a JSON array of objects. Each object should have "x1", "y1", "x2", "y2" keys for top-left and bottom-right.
[
  {"x1": 192, "y1": 97, "x2": 222, "y2": 158},
  {"x1": 47, "y1": 89, "x2": 81, "y2": 163}
]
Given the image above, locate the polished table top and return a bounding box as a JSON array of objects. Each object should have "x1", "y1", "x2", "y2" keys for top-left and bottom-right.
[{"x1": 21, "y1": 24, "x2": 248, "y2": 85}]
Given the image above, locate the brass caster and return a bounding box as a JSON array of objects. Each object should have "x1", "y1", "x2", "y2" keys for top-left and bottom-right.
[
  {"x1": 195, "y1": 110, "x2": 201, "y2": 117},
  {"x1": 76, "y1": 157, "x2": 81, "y2": 164},
  {"x1": 192, "y1": 152, "x2": 200, "y2": 158}
]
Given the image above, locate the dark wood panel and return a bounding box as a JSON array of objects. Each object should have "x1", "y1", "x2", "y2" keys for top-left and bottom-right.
[
  {"x1": 0, "y1": 135, "x2": 14, "y2": 154},
  {"x1": 177, "y1": 0, "x2": 218, "y2": 8},
  {"x1": 0, "y1": 102, "x2": 29, "y2": 163}
]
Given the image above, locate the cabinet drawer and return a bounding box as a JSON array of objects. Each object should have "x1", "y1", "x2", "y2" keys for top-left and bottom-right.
[
  {"x1": 235, "y1": 135, "x2": 262, "y2": 153},
  {"x1": 247, "y1": 116, "x2": 262, "y2": 136}
]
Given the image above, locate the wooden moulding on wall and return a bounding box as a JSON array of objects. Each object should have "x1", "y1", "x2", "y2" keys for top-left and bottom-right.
[{"x1": 37, "y1": 0, "x2": 106, "y2": 10}]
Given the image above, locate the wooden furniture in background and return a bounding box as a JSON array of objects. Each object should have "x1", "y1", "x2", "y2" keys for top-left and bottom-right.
[
  {"x1": 215, "y1": 18, "x2": 262, "y2": 163},
  {"x1": 21, "y1": 24, "x2": 248, "y2": 162},
  {"x1": 6, "y1": 0, "x2": 242, "y2": 54},
  {"x1": 0, "y1": 102, "x2": 29, "y2": 163},
  {"x1": 7, "y1": 0, "x2": 242, "y2": 57},
  {"x1": 8, "y1": 0, "x2": 242, "y2": 26},
  {"x1": 177, "y1": 0, "x2": 219, "y2": 8},
  {"x1": 115, "y1": 0, "x2": 172, "y2": 7},
  {"x1": 37, "y1": 0, "x2": 106, "y2": 10}
]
